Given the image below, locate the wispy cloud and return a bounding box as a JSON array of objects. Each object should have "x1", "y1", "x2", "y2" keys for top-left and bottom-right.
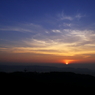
[
  {"x1": 75, "y1": 13, "x2": 85, "y2": 20},
  {"x1": 0, "y1": 27, "x2": 33, "y2": 32},
  {"x1": 0, "y1": 23, "x2": 46, "y2": 33},
  {"x1": 1, "y1": 28, "x2": 95, "y2": 57},
  {"x1": 57, "y1": 12, "x2": 73, "y2": 21},
  {"x1": 63, "y1": 23, "x2": 72, "y2": 27},
  {"x1": 0, "y1": 12, "x2": 94, "y2": 58},
  {"x1": 57, "y1": 12, "x2": 85, "y2": 21},
  {"x1": 52, "y1": 30, "x2": 61, "y2": 33}
]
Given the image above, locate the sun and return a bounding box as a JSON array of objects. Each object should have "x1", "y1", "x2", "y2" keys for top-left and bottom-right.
[
  {"x1": 63, "y1": 59, "x2": 75, "y2": 65},
  {"x1": 65, "y1": 60, "x2": 70, "y2": 65},
  {"x1": 66, "y1": 62, "x2": 68, "y2": 65},
  {"x1": 61, "y1": 59, "x2": 75, "y2": 65}
]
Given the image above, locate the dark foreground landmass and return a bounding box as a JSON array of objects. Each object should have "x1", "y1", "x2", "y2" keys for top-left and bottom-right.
[{"x1": 1, "y1": 72, "x2": 95, "y2": 88}]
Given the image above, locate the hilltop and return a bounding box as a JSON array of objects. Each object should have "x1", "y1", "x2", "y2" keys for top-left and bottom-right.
[{"x1": 1, "y1": 71, "x2": 95, "y2": 87}]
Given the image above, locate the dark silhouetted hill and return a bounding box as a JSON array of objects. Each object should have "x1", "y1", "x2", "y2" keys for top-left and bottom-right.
[{"x1": 1, "y1": 71, "x2": 95, "y2": 87}]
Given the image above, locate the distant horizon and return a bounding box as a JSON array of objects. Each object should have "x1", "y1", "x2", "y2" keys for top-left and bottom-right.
[
  {"x1": 1, "y1": 62, "x2": 95, "y2": 71},
  {"x1": 1, "y1": 63, "x2": 95, "y2": 78}
]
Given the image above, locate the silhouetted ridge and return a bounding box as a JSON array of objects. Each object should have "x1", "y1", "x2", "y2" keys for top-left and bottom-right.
[{"x1": 1, "y1": 72, "x2": 95, "y2": 87}]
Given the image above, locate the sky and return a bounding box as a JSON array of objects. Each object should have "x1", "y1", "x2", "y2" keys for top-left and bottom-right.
[{"x1": 1, "y1": 0, "x2": 95, "y2": 68}]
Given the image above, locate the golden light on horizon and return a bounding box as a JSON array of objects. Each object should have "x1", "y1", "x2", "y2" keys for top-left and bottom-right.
[{"x1": 62, "y1": 59, "x2": 76, "y2": 65}]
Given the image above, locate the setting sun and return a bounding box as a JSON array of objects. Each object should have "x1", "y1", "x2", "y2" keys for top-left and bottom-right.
[
  {"x1": 66, "y1": 62, "x2": 69, "y2": 65},
  {"x1": 61, "y1": 59, "x2": 76, "y2": 65}
]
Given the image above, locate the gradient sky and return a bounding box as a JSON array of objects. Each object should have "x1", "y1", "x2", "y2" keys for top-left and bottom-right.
[{"x1": 1, "y1": 0, "x2": 95, "y2": 66}]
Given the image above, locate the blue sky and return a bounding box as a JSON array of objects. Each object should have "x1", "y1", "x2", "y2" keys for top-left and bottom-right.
[{"x1": 1, "y1": 0, "x2": 95, "y2": 65}]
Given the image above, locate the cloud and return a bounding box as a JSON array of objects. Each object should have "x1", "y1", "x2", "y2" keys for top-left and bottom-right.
[
  {"x1": 0, "y1": 12, "x2": 95, "y2": 58},
  {"x1": 1, "y1": 28, "x2": 95, "y2": 57},
  {"x1": 0, "y1": 23, "x2": 46, "y2": 33},
  {"x1": 23, "y1": 29, "x2": 95, "y2": 56},
  {"x1": 57, "y1": 12, "x2": 85, "y2": 22},
  {"x1": 75, "y1": 13, "x2": 85, "y2": 20},
  {"x1": 63, "y1": 23, "x2": 72, "y2": 27},
  {"x1": 57, "y1": 12, "x2": 73, "y2": 21},
  {"x1": 0, "y1": 28, "x2": 33, "y2": 32},
  {"x1": 52, "y1": 30, "x2": 61, "y2": 33}
]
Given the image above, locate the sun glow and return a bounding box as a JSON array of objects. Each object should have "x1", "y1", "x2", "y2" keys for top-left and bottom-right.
[
  {"x1": 66, "y1": 62, "x2": 68, "y2": 65},
  {"x1": 62, "y1": 59, "x2": 75, "y2": 65}
]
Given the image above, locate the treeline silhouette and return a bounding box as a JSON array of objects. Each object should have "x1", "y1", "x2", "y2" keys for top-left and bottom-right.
[{"x1": 1, "y1": 71, "x2": 95, "y2": 87}]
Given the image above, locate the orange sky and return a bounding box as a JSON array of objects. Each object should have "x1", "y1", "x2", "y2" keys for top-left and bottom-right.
[{"x1": 0, "y1": 51, "x2": 95, "y2": 65}]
